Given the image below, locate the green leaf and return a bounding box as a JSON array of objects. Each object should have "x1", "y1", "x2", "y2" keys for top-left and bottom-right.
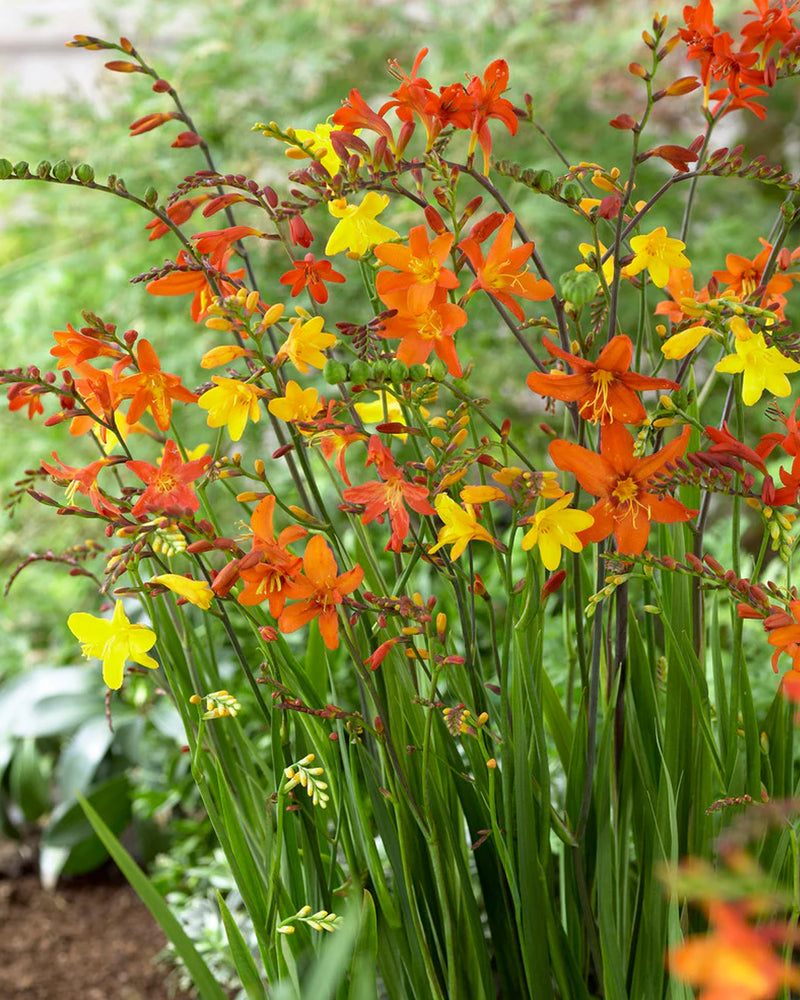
[
  {"x1": 217, "y1": 891, "x2": 267, "y2": 1000},
  {"x1": 77, "y1": 792, "x2": 229, "y2": 1000},
  {"x1": 8, "y1": 737, "x2": 51, "y2": 822}
]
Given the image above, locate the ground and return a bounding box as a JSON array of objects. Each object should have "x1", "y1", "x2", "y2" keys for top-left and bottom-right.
[{"x1": 1, "y1": 866, "x2": 195, "y2": 1000}]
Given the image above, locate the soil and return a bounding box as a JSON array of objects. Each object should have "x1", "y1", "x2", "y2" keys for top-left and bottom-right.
[{"x1": 0, "y1": 865, "x2": 196, "y2": 1000}]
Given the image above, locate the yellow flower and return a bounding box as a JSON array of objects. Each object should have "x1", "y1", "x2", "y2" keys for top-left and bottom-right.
[
  {"x1": 459, "y1": 485, "x2": 506, "y2": 504},
  {"x1": 275, "y1": 312, "x2": 337, "y2": 373},
  {"x1": 520, "y1": 493, "x2": 594, "y2": 570},
  {"x1": 68, "y1": 600, "x2": 158, "y2": 690},
  {"x1": 626, "y1": 227, "x2": 690, "y2": 288},
  {"x1": 576, "y1": 241, "x2": 616, "y2": 285},
  {"x1": 198, "y1": 377, "x2": 266, "y2": 441},
  {"x1": 150, "y1": 573, "x2": 214, "y2": 610},
  {"x1": 268, "y1": 380, "x2": 321, "y2": 425},
  {"x1": 353, "y1": 392, "x2": 404, "y2": 427},
  {"x1": 285, "y1": 121, "x2": 349, "y2": 176},
  {"x1": 428, "y1": 494, "x2": 496, "y2": 560},
  {"x1": 325, "y1": 192, "x2": 399, "y2": 258},
  {"x1": 715, "y1": 331, "x2": 800, "y2": 406},
  {"x1": 661, "y1": 324, "x2": 709, "y2": 360}
]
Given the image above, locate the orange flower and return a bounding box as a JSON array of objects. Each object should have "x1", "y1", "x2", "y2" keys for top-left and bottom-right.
[
  {"x1": 279, "y1": 535, "x2": 364, "y2": 649},
  {"x1": 549, "y1": 424, "x2": 696, "y2": 554},
  {"x1": 117, "y1": 339, "x2": 198, "y2": 431},
  {"x1": 765, "y1": 600, "x2": 800, "y2": 673},
  {"x1": 374, "y1": 225, "x2": 459, "y2": 314},
  {"x1": 41, "y1": 452, "x2": 122, "y2": 519},
  {"x1": 377, "y1": 287, "x2": 467, "y2": 376},
  {"x1": 50, "y1": 322, "x2": 124, "y2": 374},
  {"x1": 146, "y1": 250, "x2": 244, "y2": 322},
  {"x1": 459, "y1": 213, "x2": 553, "y2": 321},
  {"x1": 713, "y1": 241, "x2": 800, "y2": 312},
  {"x1": 525, "y1": 335, "x2": 678, "y2": 425},
  {"x1": 126, "y1": 439, "x2": 212, "y2": 518},
  {"x1": 237, "y1": 495, "x2": 306, "y2": 616},
  {"x1": 669, "y1": 901, "x2": 800, "y2": 1000},
  {"x1": 342, "y1": 436, "x2": 435, "y2": 552}
]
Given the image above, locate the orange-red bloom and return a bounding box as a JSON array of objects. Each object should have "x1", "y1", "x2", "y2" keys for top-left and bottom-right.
[
  {"x1": 41, "y1": 452, "x2": 122, "y2": 519},
  {"x1": 117, "y1": 339, "x2": 198, "y2": 431},
  {"x1": 526, "y1": 335, "x2": 678, "y2": 425},
  {"x1": 342, "y1": 436, "x2": 435, "y2": 552},
  {"x1": 459, "y1": 213, "x2": 553, "y2": 321},
  {"x1": 549, "y1": 424, "x2": 696, "y2": 554},
  {"x1": 279, "y1": 535, "x2": 364, "y2": 649},
  {"x1": 465, "y1": 59, "x2": 518, "y2": 172},
  {"x1": 146, "y1": 250, "x2": 244, "y2": 322},
  {"x1": 126, "y1": 439, "x2": 212, "y2": 518},
  {"x1": 50, "y1": 323, "x2": 125, "y2": 374},
  {"x1": 237, "y1": 495, "x2": 307, "y2": 615},
  {"x1": 279, "y1": 254, "x2": 346, "y2": 304}
]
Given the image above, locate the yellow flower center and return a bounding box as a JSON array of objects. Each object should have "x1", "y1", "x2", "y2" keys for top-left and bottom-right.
[
  {"x1": 612, "y1": 476, "x2": 639, "y2": 504},
  {"x1": 583, "y1": 368, "x2": 617, "y2": 421},
  {"x1": 409, "y1": 256, "x2": 440, "y2": 283}
]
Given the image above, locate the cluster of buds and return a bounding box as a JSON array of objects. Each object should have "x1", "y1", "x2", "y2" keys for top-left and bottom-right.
[
  {"x1": 189, "y1": 689, "x2": 241, "y2": 719},
  {"x1": 276, "y1": 904, "x2": 342, "y2": 935},
  {"x1": 283, "y1": 753, "x2": 329, "y2": 808}
]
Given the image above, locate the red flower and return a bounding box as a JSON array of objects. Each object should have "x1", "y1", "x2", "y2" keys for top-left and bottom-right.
[
  {"x1": 459, "y1": 213, "x2": 553, "y2": 321},
  {"x1": 279, "y1": 535, "x2": 364, "y2": 649},
  {"x1": 279, "y1": 254, "x2": 345, "y2": 304},
  {"x1": 525, "y1": 335, "x2": 678, "y2": 425},
  {"x1": 126, "y1": 439, "x2": 211, "y2": 518},
  {"x1": 342, "y1": 436, "x2": 435, "y2": 552},
  {"x1": 549, "y1": 424, "x2": 696, "y2": 554},
  {"x1": 332, "y1": 89, "x2": 396, "y2": 148},
  {"x1": 146, "y1": 250, "x2": 244, "y2": 322},
  {"x1": 465, "y1": 59, "x2": 518, "y2": 172}
]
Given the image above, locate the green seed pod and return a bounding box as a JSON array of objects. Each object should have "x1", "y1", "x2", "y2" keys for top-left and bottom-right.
[
  {"x1": 370, "y1": 360, "x2": 388, "y2": 381},
  {"x1": 75, "y1": 163, "x2": 95, "y2": 184},
  {"x1": 52, "y1": 160, "x2": 73, "y2": 182},
  {"x1": 408, "y1": 363, "x2": 428, "y2": 382},
  {"x1": 13, "y1": 161, "x2": 30, "y2": 178},
  {"x1": 429, "y1": 358, "x2": 448, "y2": 381},
  {"x1": 349, "y1": 360, "x2": 371, "y2": 384},
  {"x1": 143, "y1": 185, "x2": 158, "y2": 207},
  {"x1": 560, "y1": 180, "x2": 583, "y2": 204},
  {"x1": 323, "y1": 359, "x2": 348, "y2": 385},
  {"x1": 389, "y1": 360, "x2": 409, "y2": 383},
  {"x1": 531, "y1": 169, "x2": 555, "y2": 192},
  {"x1": 559, "y1": 270, "x2": 598, "y2": 307},
  {"x1": 36, "y1": 160, "x2": 52, "y2": 178},
  {"x1": 0, "y1": 159, "x2": 13, "y2": 179}
]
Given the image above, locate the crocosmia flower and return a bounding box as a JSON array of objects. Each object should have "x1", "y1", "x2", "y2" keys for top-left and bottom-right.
[
  {"x1": 198, "y1": 377, "x2": 266, "y2": 441},
  {"x1": 520, "y1": 493, "x2": 594, "y2": 570},
  {"x1": 626, "y1": 227, "x2": 690, "y2": 288},
  {"x1": 68, "y1": 600, "x2": 158, "y2": 689},
  {"x1": 325, "y1": 193, "x2": 399, "y2": 257}
]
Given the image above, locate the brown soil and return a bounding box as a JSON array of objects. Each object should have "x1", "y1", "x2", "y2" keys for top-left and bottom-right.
[{"x1": 0, "y1": 867, "x2": 195, "y2": 1000}]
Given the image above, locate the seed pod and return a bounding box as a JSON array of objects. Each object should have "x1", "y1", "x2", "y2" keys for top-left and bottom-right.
[
  {"x1": 559, "y1": 180, "x2": 583, "y2": 204},
  {"x1": 13, "y1": 161, "x2": 30, "y2": 178},
  {"x1": 370, "y1": 360, "x2": 388, "y2": 381},
  {"x1": 143, "y1": 186, "x2": 158, "y2": 207},
  {"x1": 75, "y1": 163, "x2": 95, "y2": 183},
  {"x1": 36, "y1": 160, "x2": 52, "y2": 178},
  {"x1": 408, "y1": 363, "x2": 427, "y2": 382},
  {"x1": 0, "y1": 159, "x2": 13, "y2": 179},
  {"x1": 531, "y1": 168, "x2": 554, "y2": 191},
  {"x1": 388, "y1": 360, "x2": 409, "y2": 383},
  {"x1": 429, "y1": 358, "x2": 448, "y2": 381},
  {"x1": 323, "y1": 360, "x2": 348, "y2": 385},
  {"x1": 349, "y1": 360, "x2": 371, "y2": 384},
  {"x1": 52, "y1": 160, "x2": 73, "y2": 182}
]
